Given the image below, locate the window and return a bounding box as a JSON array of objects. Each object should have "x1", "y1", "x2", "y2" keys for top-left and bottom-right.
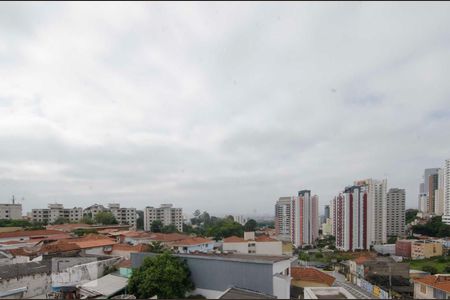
[{"x1": 420, "y1": 284, "x2": 426, "y2": 294}]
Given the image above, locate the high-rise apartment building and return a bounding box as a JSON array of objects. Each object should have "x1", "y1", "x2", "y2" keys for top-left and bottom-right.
[
  {"x1": 442, "y1": 159, "x2": 450, "y2": 225},
  {"x1": 332, "y1": 185, "x2": 369, "y2": 251},
  {"x1": 419, "y1": 168, "x2": 440, "y2": 214},
  {"x1": 108, "y1": 203, "x2": 137, "y2": 230},
  {"x1": 275, "y1": 197, "x2": 291, "y2": 241},
  {"x1": 354, "y1": 178, "x2": 387, "y2": 244},
  {"x1": 0, "y1": 203, "x2": 22, "y2": 220},
  {"x1": 32, "y1": 203, "x2": 83, "y2": 224},
  {"x1": 435, "y1": 168, "x2": 445, "y2": 216},
  {"x1": 386, "y1": 188, "x2": 405, "y2": 237},
  {"x1": 144, "y1": 204, "x2": 183, "y2": 232},
  {"x1": 324, "y1": 205, "x2": 330, "y2": 220},
  {"x1": 274, "y1": 191, "x2": 318, "y2": 248}
]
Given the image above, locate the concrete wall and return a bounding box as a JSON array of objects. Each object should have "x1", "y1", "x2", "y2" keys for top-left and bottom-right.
[
  {"x1": 273, "y1": 275, "x2": 290, "y2": 299},
  {"x1": 414, "y1": 282, "x2": 434, "y2": 299},
  {"x1": 84, "y1": 247, "x2": 107, "y2": 256},
  {"x1": 175, "y1": 243, "x2": 215, "y2": 254},
  {"x1": 132, "y1": 253, "x2": 275, "y2": 296},
  {"x1": 0, "y1": 272, "x2": 51, "y2": 299},
  {"x1": 256, "y1": 242, "x2": 282, "y2": 256},
  {"x1": 223, "y1": 242, "x2": 248, "y2": 253}
]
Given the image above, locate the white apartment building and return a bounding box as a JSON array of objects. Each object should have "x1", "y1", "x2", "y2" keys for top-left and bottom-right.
[
  {"x1": 233, "y1": 215, "x2": 247, "y2": 226},
  {"x1": 0, "y1": 203, "x2": 22, "y2": 220},
  {"x1": 83, "y1": 204, "x2": 107, "y2": 218},
  {"x1": 275, "y1": 197, "x2": 291, "y2": 241},
  {"x1": 223, "y1": 231, "x2": 283, "y2": 255},
  {"x1": 108, "y1": 203, "x2": 137, "y2": 229},
  {"x1": 275, "y1": 191, "x2": 319, "y2": 248},
  {"x1": 354, "y1": 178, "x2": 387, "y2": 245},
  {"x1": 386, "y1": 188, "x2": 405, "y2": 237},
  {"x1": 144, "y1": 204, "x2": 183, "y2": 232},
  {"x1": 443, "y1": 159, "x2": 450, "y2": 225},
  {"x1": 32, "y1": 203, "x2": 83, "y2": 224}
]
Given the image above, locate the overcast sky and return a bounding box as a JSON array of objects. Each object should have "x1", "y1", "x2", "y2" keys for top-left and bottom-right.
[{"x1": 1, "y1": 2, "x2": 450, "y2": 217}]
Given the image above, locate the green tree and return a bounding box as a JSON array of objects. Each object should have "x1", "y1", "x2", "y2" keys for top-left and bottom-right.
[
  {"x1": 422, "y1": 265, "x2": 438, "y2": 275},
  {"x1": 136, "y1": 210, "x2": 144, "y2": 230},
  {"x1": 81, "y1": 212, "x2": 94, "y2": 225},
  {"x1": 94, "y1": 211, "x2": 118, "y2": 225},
  {"x1": 148, "y1": 241, "x2": 165, "y2": 253},
  {"x1": 52, "y1": 217, "x2": 70, "y2": 225},
  {"x1": 444, "y1": 265, "x2": 450, "y2": 273},
  {"x1": 244, "y1": 219, "x2": 257, "y2": 232},
  {"x1": 405, "y1": 209, "x2": 419, "y2": 224},
  {"x1": 161, "y1": 224, "x2": 178, "y2": 233},
  {"x1": 387, "y1": 236, "x2": 397, "y2": 244},
  {"x1": 298, "y1": 251, "x2": 310, "y2": 262},
  {"x1": 73, "y1": 228, "x2": 98, "y2": 236},
  {"x1": 150, "y1": 220, "x2": 163, "y2": 232},
  {"x1": 128, "y1": 252, "x2": 194, "y2": 298}
]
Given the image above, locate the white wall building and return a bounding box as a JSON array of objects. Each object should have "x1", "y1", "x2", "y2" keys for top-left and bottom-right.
[
  {"x1": 108, "y1": 203, "x2": 137, "y2": 230},
  {"x1": 443, "y1": 159, "x2": 450, "y2": 225},
  {"x1": 275, "y1": 197, "x2": 291, "y2": 241},
  {"x1": 386, "y1": 188, "x2": 405, "y2": 237},
  {"x1": 144, "y1": 204, "x2": 183, "y2": 232},
  {"x1": 32, "y1": 204, "x2": 82, "y2": 224},
  {"x1": 0, "y1": 203, "x2": 22, "y2": 220},
  {"x1": 223, "y1": 232, "x2": 283, "y2": 256},
  {"x1": 355, "y1": 178, "x2": 387, "y2": 245}
]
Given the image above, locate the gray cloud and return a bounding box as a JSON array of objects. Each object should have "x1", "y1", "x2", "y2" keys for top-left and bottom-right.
[{"x1": 1, "y1": 2, "x2": 450, "y2": 216}]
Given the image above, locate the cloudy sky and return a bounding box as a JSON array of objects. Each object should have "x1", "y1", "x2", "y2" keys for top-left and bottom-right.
[{"x1": 1, "y1": 2, "x2": 450, "y2": 217}]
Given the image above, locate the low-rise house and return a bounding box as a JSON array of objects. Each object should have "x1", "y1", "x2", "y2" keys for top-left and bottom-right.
[
  {"x1": 303, "y1": 287, "x2": 356, "y2": 299},
  {"x1": 0, "y1": 229, "x2": 68, "y2": 244},
  {"x1": 0, "y1": 256, "x2": 120, "y2": 299},
  {"x1": 349, "y1": 256, "x2": 370, "y2": 284},
  {"x1": 223, "y1": 232, "x2": 282, "y2": 255},
  {"x1": 373, "y1": 244, "x2": 396, "y2": 255},
  {"x1": 396, "y1": 239, "x2": 414, "y2": 258},
  {"x1": 109, "y1": 243, "x2": 149, "y2": 259},
  {"x1": 413, "y1": 274, "x2": 450, "y2": 299},
  {"x1": 171, "y1": 237, "x2": 215, "y2": 254},
  {"x1": 411, "y1": 240, "x2": 443, "y2": 259},
  {"x1": 290, "y1": 267, "x2": 335, "y2": 288},
  {"x1": 47, "y1": 224, "x2": 132, "y2": 233},
  {"x1": 69, "y1": 234, "x2": 117, "y2": 255},
  {"x1": 132, "y1": 252, "x2": 291, "y2": 299}
]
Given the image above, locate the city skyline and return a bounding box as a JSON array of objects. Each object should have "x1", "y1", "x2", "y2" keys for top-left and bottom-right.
[{"x1": 1, "y1": 3, "x2": 450, "y2": 215}]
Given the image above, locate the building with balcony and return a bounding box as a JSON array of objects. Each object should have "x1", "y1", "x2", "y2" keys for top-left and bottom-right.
[{"x1": 144, "y1": 204, "x2": 183, "y2": 232}]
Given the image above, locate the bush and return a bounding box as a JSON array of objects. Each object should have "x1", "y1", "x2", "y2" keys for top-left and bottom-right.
[{"x1": 422, "y1": 265, "x2": 438, "y2": 275}]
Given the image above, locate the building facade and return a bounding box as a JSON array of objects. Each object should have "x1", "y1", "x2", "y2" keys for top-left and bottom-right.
[
  {"x1": 275, "y1": 197, "x2": 291, "y2": 241},
  {"x1": 0, "y1": 203, "x2": 22, "y2": 220},
  {"x1": 144, "y1": 204, "x2": 183, "y2": 232},
  {"x1": 443, "y1": 159, "x2": 450, "y2": 225},
  {"x1": 386, "y1": 188, "x2": 406, "y2": 237},
  {"x1": 332, "y1": 185, "x2": 369, "y2": 251},
  {"x1": 413, "y1": 274, "x2": 450, "y2": 299},
  {"x1": 411, "y1": 240, "x2": 443, "y2": 260},
  {"x1": 355, "y1": 178, "x2": 387, "y2": 245},
  {"x1": 32, "y1": 204, "x2": 82, "y2": 224},
  {"x1": 83, "y1": 204, "x2": 107, "y2": 219},
  {"x1": 108, "y1": 204, "x2": 137, "y2": 230}
]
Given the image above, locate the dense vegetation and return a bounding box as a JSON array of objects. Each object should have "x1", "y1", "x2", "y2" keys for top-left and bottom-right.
[
  {"x1": 150, "y1": 220, "x2": 179, "y2": 233},
  {"x1": 94, "y1": 211, "x2": 118, "y2": 225},
  {"x1": 183, "y1": 211, "x2": 249, "y2": 240},
  {"x1": 407, "y1": 256, "x2": 450, "y2": 274},
  {"x1": 128, "y1": 252, "x2": 194, "y2": 298},
  {"x1": 411, "y1": 216, "x2": 450, "y2": 237},
  {"x1": 405, "y1": 209, "x2": 419, "y2": 224},
  {"x1": 0, "y1": 219, "x2": 45, "y2": 230}
]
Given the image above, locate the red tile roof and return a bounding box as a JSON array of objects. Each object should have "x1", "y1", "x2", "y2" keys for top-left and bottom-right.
[
  {"x1": 69, "y1": 234, "x2": 117, "y2": 249},
  {"x1": 171, "y1": 237, "x2": 213, "y2": 246},
  {"x1": 112, "y1": 243, "x2": 149, "y2": 252},
  {"x1": 149, "y1": 233, "x2": 191, "y2": 242},
  {"x1": 223, "y1": 236, "x2": 246, "y2": 243},
  {"x1": 354, "y1": 256, "x2": 371, "y2": 265},
  {"x1": 0, "y1": 230, "x2": 65, "y2": 239},
  {"x1": 255, "y1": 235, "x2": 278, "y2": 242},
  {"x1": 8, "y1": 239, "x2": 81, "y2": 256},
  {"x1": 291, "y1": 267, "x2": 336, "y2": 286},
  {"x1": 414, "y1": 275, "x2": 450, "y2": 293}
]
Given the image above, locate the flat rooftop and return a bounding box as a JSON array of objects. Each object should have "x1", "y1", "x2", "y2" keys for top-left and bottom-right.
[{"x1": 178, "y1": 253, "x2": 290, "y2": 263}]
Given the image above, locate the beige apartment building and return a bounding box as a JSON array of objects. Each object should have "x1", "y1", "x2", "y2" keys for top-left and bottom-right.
[
  {"x1": 411, "y1": 240, "x2": 443, "y2": 259},
  {"x1": 0, "y1": 203, "x2": 22, "y2": 220},
  {"x1": 32, "y1": 203, "x2": 83, "y2": 224}
]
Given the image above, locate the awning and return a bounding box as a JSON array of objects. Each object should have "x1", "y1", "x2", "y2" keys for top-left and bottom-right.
[{"x1": 78, "y1": 274, "x2": 128, "y2": 298}]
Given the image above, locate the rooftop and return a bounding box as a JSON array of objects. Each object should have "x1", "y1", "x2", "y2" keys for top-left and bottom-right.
[
  {"x1": 0, "y1": 260, "x2": 51, "y2": 280},
  {"x1": 0, "y1": 229, "x2": 65, "y2": 239},
  {"x1": 171, "y1": 237, "x2": 213, "y2": 246},
  {"x1": 291, "y1": 267, "x2": 336, "y2": 286},
  {"x1": 69, "y1": 234, "x2": 117, "y2": 249},
  {"x1": 218, "y1": 287, "x2": 276, "y2": 299},
  {"x1": 179, "y1": 252, "x2": 289, "y2": 264},
  {"x1": 414, "y1": 275, "x2": 450, "y2": 293}
]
